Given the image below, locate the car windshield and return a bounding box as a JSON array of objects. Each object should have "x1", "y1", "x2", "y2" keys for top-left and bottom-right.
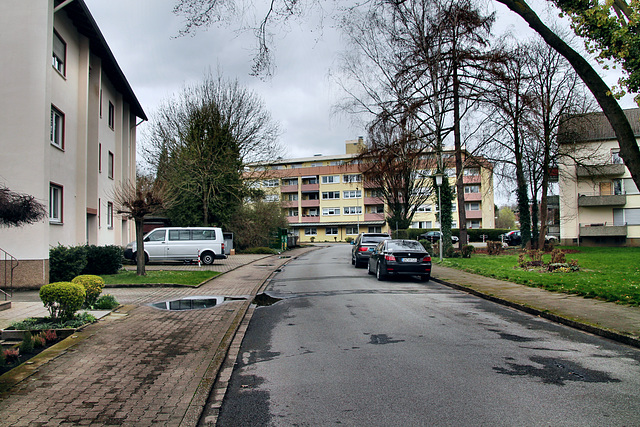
[
  {"x1": 387, "y1": 241, "x2": 424, "y2": 251},
  {"x1": 362, "y1": 236, "x2": 388, "y2": 244}
]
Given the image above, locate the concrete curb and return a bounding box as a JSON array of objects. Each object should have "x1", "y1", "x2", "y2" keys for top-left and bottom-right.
[{"x1": 431, "y1": 277, "x2": 640, "y2": 349}]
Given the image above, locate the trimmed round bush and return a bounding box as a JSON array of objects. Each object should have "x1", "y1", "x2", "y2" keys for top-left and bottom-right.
[
  {"x1": 39, "y1": 282, "x2": 86, "y2": 320},
  {"x1": 72, "y1": 275, "x2": 105, "y2": 308}
]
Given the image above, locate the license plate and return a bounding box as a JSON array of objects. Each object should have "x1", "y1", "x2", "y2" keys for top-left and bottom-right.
[
  {"x1": 402, "y1": 258, "x2": 417, "y2": 263},
  {"x1": 368, "y1": 247, "x2": 374, "y2": 251}
]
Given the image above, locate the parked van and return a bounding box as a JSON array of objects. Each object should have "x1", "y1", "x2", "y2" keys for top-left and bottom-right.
[{"x1": 124, "y1": 227, "x2": 227, "y2": 265}]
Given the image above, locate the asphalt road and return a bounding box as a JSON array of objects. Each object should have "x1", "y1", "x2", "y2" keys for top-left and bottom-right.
[{"x1": 217, "y1": 244, "x2": 640, "y2": 426}]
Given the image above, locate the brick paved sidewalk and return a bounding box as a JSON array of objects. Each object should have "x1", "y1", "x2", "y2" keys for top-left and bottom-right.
[{"x1": 0, "y1": 247, "x2": 316, "y2": 427}]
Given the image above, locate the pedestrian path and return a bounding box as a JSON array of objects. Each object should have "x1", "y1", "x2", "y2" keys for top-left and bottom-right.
[
  {"x1": 432, "y1": 263, "x2": 640, "y2": 347},
  {"x1": 0, "y1": 248, "x2": 315, "y2": 427}
]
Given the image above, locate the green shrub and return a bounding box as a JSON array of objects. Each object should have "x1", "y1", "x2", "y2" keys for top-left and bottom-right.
[
  {"x1": 33, "y1": 333, "x2": 46, "y2": 348},
  {"x1": 83, "y1": 245, "x2": 123, "y2": 275},
  {"x1": 94, "y1": 294, "x2": 119, "y2": 310},
  {"x1": 71, "y1": 275, "x2": 105, "y2": 308},
  {"x1": 49, "y1": 245, "x2": 88, "y2": 282},
  {"x1": 20, "y1": 331, "x2": 34, "y2": 354},
  {"x1": 39, "y1": 282, "x2": 86, "y2": 320},
  {"x1": 345, "y1": 237, "x2": 354, "y2": 243},
  {"x1": 461, "y1": 245, "x2": 475, "y2": 258}
]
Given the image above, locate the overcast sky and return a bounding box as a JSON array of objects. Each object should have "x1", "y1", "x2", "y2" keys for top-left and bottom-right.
[{"x1": 84, "y1": 0, "x2": 635, "y2": 169}]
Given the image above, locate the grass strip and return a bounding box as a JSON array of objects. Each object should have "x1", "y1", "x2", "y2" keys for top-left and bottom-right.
[
  {"x1": 441, "y1": 246, "x2": 640, "y2": 306},
  {"x1": 101, "y1": 270, "x2": 220, "y2": 287}
]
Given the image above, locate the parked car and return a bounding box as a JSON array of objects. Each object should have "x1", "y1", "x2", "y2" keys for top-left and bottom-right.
[
  {"x1": 367, "y1": 239, "x2": 432, "y2": 282},
  {"x1": 351, "y1": 233, "x2": 390, "y2": 267},
  {"x1": 503, "y1": 230, "x2": 521, "y2": 246},
  {"x1": 124, "y1": 227, "x2": 227, "y2": 265},
  {"x1": 419, "y1": 231, "x2": 459, "y2": 244}
]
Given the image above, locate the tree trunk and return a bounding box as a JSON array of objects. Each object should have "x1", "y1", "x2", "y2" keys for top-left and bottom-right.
[
  {"x1": 452, "y1": 29, "x2": 468, "y2": 248},
  {"x1": 135, "y1": 217, "x2": 146, "y2": 276},
  {"x1": 496, "y1": 0, "x2": 640, "y2": 192}
]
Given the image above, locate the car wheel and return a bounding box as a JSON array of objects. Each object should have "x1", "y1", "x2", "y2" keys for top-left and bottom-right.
[
  {"x1": 420, "y1": 274, "x2": 430, "y2": 282},
  {"x1": 200, "y1": 251, "x2": 215, "y2": 265},
  {"x1": 351, "y1": 256, "x2": 355, "y2": 266},
  {"x1": 132, "y1": 252, "x2": 149, "y2": 265},
  {"x1": 367, "y1": 261, "x2": 373, "y2": 275},
  {"x1": 376, "y1": 262, "x2": 386, "y2": 281}
]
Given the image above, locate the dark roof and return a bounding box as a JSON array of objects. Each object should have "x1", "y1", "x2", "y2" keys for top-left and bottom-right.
[
  {"x1": 56, "y1": 0, "x2": 147, "y2": 121},
  {"x1": 558, "y1": 108, "x2": 640, "y2": 144}
]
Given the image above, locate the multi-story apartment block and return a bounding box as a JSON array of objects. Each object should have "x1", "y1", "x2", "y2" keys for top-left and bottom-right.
[
  {"x1": 1, "y1": 0, "x2": 146, "y2": 287},
  {"x1": 248, "y1": 139, "x2": 495, "y2": 243},
  {"x1": 558, "y1": 108, "x2": 640, "y2": 246}
]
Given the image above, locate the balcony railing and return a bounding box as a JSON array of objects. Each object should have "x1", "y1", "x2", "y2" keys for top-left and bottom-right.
[
  {"x1": 578, "y1": 192, "x2": 626, "y2": 207},
  {"x1": 465, "y1": 210, "x2": 483, "y2": 219},
  {"x1": 280, "y1": 185, "x2": 299, "y2": 193},
  {"x1": 463, "y1": 192, "x2": 482, "y2": 201},
  {"x1": 301, "y1": 199, "x2": 320, "y2": 207},
  {"x1": 364, "y1": 213, "x2": 385, "y2": 221},
  {"x1": 576, "y1": 163, "x2": 626, "y2": 177},
  {"x1": 1, "y1": 247, "x2": 18, "y2": 301},
  {"x1": 579, "y1": 222, "x2": 628, "y2": 237}
]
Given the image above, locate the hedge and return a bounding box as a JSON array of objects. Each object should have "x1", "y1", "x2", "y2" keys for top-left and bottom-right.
[{"x1": 39, "y1": 281, "x2": 86, "y2": 320}]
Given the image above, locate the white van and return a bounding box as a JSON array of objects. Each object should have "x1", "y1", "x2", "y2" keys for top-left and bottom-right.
[{"x1": 124, "y1": 227, "x2": 227, "y2": 265}]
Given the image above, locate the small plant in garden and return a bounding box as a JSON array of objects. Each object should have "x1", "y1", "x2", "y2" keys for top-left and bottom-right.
[
  {"x1": 461, "y1": 245, "x2": 475, "y2": 258},
  {"x1": 44, "y1": 329, "x2": 58, "y2": 343},
  {"x1": 0, "y1": 349, "x2": 6, "y2": 368},
  {"x1": 94, "y1": 294, "x2": 119, "y2": 310},
  {"x1": 33, "y1": 333, "x2": 46, "y2": 348},
  {"x1": 20, "y1": 331, "x2": 34, "y2": 354},
  {"x1": 551, "y1": 249, "x2": 566, "y2": 264},
  {"x1": 569, "y1": 259, "x2": 580, "y2": 271},
  {"x1": 487, "y1": 241, "x2": 502, "y2": 255},
  {"x1": 71, "y1": 274, "x2": 105, "y2": 308},
  {"x1": 39, "y1": 281, "x2": 86, "y2": 320},
  {"x1": 3, "y1": 348, "x2": 19, "y2": 363}
]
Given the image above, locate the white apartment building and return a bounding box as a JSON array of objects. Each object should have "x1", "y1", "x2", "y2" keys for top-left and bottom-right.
[
  {"x1": 558, "y1": 108, "x2": 640, "y2": 246},
  {"x1": 0, "y1": 0, "x2": 146, "y2": 287},
  {"x1": 248, "y1": 140, "x2": 495, "y2": 243}
]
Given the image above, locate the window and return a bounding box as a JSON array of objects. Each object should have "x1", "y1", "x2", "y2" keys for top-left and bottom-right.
[
  {"x1": 310, "y1": 162, "x2": 323, "y2": 167},
  {"x1": 343, "y1": 190, "x2": 361, "y2": 199},
  {"x1": 305, "y1": 228, "x2": 317, "y2": 236},
  {"x1": 264, "y1": 194, "x2": 280, "y2": 202},
  {"x1": 322, "y1": 175, "x2": 340, "y2": 184},
  {"x1": 305, "y1": 192, "x2": 319, "y2": 200},
  {"x1": 369, "y1": 189, "x2": 384, "y2": 198},
  {"x1": 467, "y1": 220, "x2": 481, "y2": 229},
  {"x1": 288, "y1": 209, "x2": 299, "y2": 217},
  {"x1": 346, "y1": 226, "x2": 359, "y2": 235},
  {"x1": 322, "y1": 191, "x2": 340, "y2": 199},
  {"x1": 464, "y1": 167, "x2": 480, "y2": 176},
  {"x1": 343, "y1": 174, "x2": 362, "y2": 183},
  {"x1": 49, "y1": 184, "x2": 63, "y2": 223},
  {"x1": 326, "y1": 227, "x2": 339, "y2": 235},
  {"x1": 146, "y1": 229, "x2": 166, "y2": 242},
  {"x1": 613, "y1": 179, "x2": 624, "y2": 195},
  {"x1": 464, "y1": 185, "x2": 480, "y2": 193},
  {"x1": 282, "y1": 178, "x2": 298, "y2": 186},
  {"x1": 108, "y1": 101, "x2": 115, "y2": 129},
  {"x1": 286, "y1": 193, "x2": 298, "y2": 201},
  {"x1": 322, "y1": 207, "x2": 340, "y2": 216},
  {"x1": 343, "y1": 206, "x2": 362, "y2": 215},
  {"x1": 52, "y1": 31, "x2": 66, "y2": 75},
  {"x1": 307, "y1": 208, "x2": 319, "y2": 216},
  {"x1": 50, "y1": 106, "x2": 65, "y2": 149},
  {"x1": 169, "y1": 230, "x2": 191, "y2": 240},
  {"x1": 108, "y1": 151, "x2": 114, "y2": 179},
  {"x1": 303, "y1": 177, "x2": 318, "y2": 184},
  {"x1": 412, "y1": 221, "x2": 432, "y2": 228},
  {"x1": 330, "y1": 161, "x2": 343, "y2": 166},
  {"x1": 465, "y1": 202, "x2": 480, "y2": 211},
  {"x1": 367, "y1": 205, "x2": 384, "y2": 214},
  {"x1": 107, "y1": 202, "x2": 113, "y2": 228},
  {"x1": 368, "y1": 226, "x2": 382, "y2": 233},
  {"x1": 263, "y1": 179, "x2": 279, "y2": 187},
  {"x1": 194, "y1": 229, "x2": 217, "y2": 240},
  {"x1": 417, "y1": 204, "x2": 432, "y2": 212},
  {"x1": 99, "y1": 144, "x2": 102, "y2": 172}
]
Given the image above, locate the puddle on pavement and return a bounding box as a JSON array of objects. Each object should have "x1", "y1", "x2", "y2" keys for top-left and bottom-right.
[
  {"x1": 252, "y1": 293, "x2": 282, "y2": 306},
  {"x1": 151, "y1": 296, "x2": 246, "y2": 311}
]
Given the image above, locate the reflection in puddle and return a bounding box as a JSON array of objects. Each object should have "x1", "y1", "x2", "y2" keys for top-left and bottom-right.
[{"x1": 151, "y1": 296, "x2": 243, "y2": 311}]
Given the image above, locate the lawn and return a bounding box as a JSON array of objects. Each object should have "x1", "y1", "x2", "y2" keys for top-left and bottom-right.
[
  {"x1": 101, "y1": 270, "x2": 220, "y2": 287},
  {"x1": 441, "y1": 246, "x2": 640, "y2": 306}
]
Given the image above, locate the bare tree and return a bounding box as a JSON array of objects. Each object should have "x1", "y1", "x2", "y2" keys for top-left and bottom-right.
[
  {"x1": 145, "y1": 71, "x2": 283, "y2": 228},
  {"x1": 112, "y1": 174, "x2": 167, "y2": 276},
  {"x1": 0, "y1": 185, "x2": 46, "y2": 228}
]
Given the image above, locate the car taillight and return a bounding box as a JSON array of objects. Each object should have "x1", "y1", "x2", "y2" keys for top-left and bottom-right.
[
  {"x1": 222, "y1": 243, "x2": 225, "y2": 252},
  {"x1": 385, "y1": 254, "x2": 396, "y2": 261},
  {"x1": 423, "y1": 255, "x2": 431, "y2": 262},
  {"x1": 359, "y1": 247, "x2": 369, "y2": 252}
]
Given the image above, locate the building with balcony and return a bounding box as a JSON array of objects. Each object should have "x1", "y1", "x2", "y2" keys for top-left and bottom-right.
[
  {"x1": 558, "y1": 108, "x2": 640, "y2": 246},
  {"x1": 247, "y1": 139, "x2": 495, "y2": 243},
  {"x1": 0, "y1": 0, "x2": 146, "y2": 287}
]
